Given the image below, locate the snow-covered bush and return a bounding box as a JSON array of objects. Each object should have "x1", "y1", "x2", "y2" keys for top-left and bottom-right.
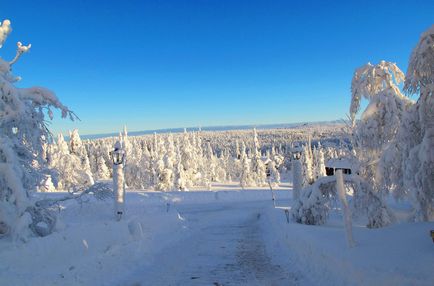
[{"x1": 292, "y1": 175, "x2": 394, "y2": 228}]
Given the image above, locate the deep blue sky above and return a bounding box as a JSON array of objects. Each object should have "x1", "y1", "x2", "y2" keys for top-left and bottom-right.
[{"x1": 1, "y1": 0, "x2": 433, "y2": 135}]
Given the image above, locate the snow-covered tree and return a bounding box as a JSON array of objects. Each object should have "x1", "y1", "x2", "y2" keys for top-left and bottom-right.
[
  {"x1": 313, "y1": 145, "x2": 326, "y2": 180},
  {"x1": 265, "y1": 155, "x2": 280, "y2": 185},
  {"x1": 174, "y1": 143, "x2": 188, "y2": 191},
  {"x1": 350, "y1": 61, "x2": 413, "y2": 195},
  {"x1": 239, "y1": 141, "x2": 253, "y2": 188},
  {"x1": 251, "y1": 128, "x2": 267, "y2": 186},
  {"x1": 50, "y1": 134, "x2": 93, "y2": 190},
  {"x1": 0, "y1": 19, "x2": 75, "y2": 238},
  {"x1": 96, "y1": 155, "x2": 110, "y2": 180},
  {"x1": 202, "y1": 141, "x2": 217, "y2": 190},
  {"x1": 68, "y1": 129, "x2": 93, "y2": 183},
  {"x1": 301, "y1": 144, "x2": 314, "y2": 186},
  {"x1": 381, "y1": 25, "x2": 434, "y2": 221}
]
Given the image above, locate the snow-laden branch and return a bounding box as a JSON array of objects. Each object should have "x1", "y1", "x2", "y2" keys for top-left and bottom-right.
[
  {"x1": 9, "y1": 42, "x2": 32, "y2": 66},
  {"x1": 405, "y1": 24, "x2": 434, "y2": 94},
  {"x1": 0, "y1": 19, "x2": 12, "y2": 48},
  {"x1": 350, "y1": 61, "x2": 405, "y2": 125}
]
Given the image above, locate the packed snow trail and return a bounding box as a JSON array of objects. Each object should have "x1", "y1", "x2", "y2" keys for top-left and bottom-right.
[{"x1": 121, "y1": 202, "x2": 302, "y2": 286}]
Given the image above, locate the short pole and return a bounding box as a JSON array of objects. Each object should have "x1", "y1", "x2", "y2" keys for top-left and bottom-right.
[
  {"x1": 336, "y1": 169, "x2": 355, "y2": 247},
  {"x1": 292, "y1": 159, "x2": 302, "y2": 201}
]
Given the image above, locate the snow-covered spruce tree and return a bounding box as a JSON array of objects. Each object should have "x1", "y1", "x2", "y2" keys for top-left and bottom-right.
[
  {"x1": 203, "y1": 141, "x2": 216, "y2": 190},
  {"x1": 68, "y1": 129, "x2": 93, "y2": 184},
  {"x1": 266, "y1": 154, "x2": 280, "y2": 186},
  {"x1": 301, "y1": 144, "x2": 314, "y2": 187},
  {"x1": 192, "y1": 132, "x2": 205, "y2": 186},
  {"x1": 239, "y1": 141, "x2": 254, "y2": 189},
  {"x1": 96, "y1": 154, "x2": 110, "y2": 180},
  {"x1": 381, "y1": 25, "x2": 434, "y2": 221},
  {"x1": 270, "y1": 145, "x2": 284, "y2": 183},
  {"x1": 174, "y1": 142, "x2": 188, "y2": 191},
  {"x1": 313, "y1": 144, "x2": 326, "y2": 180},
  {"x1": 50, "y1": 133, "x2": 93, "y2": 190},
  {"x1": 0, "y1": 19, "x2": 75, "y2": 238},
  {"x1": 179, "y1": 131, "x2": 196, "y2": 189},
  {"x1": 251, "y1": 128, "x2": 267, "y2": 186}
]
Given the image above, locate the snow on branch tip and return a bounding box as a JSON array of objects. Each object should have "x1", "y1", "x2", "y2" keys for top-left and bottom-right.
[{"x1": 0, "y1": 19, "x2": 12, "y2": 48}]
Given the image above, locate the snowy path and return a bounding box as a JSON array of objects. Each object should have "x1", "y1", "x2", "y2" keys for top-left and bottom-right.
[{"x1": 122, "y1": 202, "x2": 302, "y2": 286}]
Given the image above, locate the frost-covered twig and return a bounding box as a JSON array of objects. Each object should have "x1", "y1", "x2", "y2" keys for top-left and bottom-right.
[{"x1": 9, "y1": 42, "x2": 32, "y2": 66}]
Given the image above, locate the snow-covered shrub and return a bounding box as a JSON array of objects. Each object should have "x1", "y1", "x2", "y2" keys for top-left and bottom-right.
[
  {"x1": 292, "y1": 175, "x2": 394, "y2": 228},
  {"x1": 291, "y1": 183, "x2": 331, "y2": 225},
  {"x1": 85, "y1": 181, "x2": 114, "y2": 200}
]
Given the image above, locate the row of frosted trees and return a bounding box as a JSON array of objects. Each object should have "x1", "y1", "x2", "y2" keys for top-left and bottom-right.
[{"x1": 44, "y1": 127, "x2": 342, "y2": 192}]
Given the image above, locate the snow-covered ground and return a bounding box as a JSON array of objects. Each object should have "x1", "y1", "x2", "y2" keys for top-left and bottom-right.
[{"x1": 1, "y1": 187, "x2": 433, "y2": 286}]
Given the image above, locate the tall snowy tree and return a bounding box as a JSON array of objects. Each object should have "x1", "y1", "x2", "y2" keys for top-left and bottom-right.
[
  {"x1": 0, "y1": 19, "x2": 75, "y2": 238},
  {"x1": 381, "y1": 25, "x2": 434, "y2": 221},
  {"x1": 350, "y1": 61, "x2": 414, "y2": 194}
]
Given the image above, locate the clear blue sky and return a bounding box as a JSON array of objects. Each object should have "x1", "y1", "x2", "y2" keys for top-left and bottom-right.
[{"x1": 1, "y1": 0, "x2": 433, "y2": 135}]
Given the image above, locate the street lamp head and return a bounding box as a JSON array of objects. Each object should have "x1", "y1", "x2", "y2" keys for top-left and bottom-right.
[
  {"x1": 291, "y1": 145, "x2": 303, "y2": 160},
  {"x1": 111, "y1": 141, "x2": 125, "y2": 165}
]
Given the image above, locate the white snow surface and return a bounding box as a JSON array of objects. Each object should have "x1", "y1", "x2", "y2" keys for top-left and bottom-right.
[{"x1": 0, "y1": 187, "x2": 433, "y2": 286}]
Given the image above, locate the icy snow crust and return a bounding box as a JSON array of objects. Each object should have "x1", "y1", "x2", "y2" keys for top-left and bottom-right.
[{"x1": 0, "y1": 189, "x2": 432, "y2": 286}]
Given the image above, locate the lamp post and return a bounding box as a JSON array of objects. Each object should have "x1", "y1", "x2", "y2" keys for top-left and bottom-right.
[
  {"x1": 111, "y1": 141, "x2": 125, "y2": 221},
  {"x1": 291, "y1": 145, "x2": 303, "y2": 201}
]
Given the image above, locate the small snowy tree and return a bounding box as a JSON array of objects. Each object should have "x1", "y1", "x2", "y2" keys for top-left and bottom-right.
[
  {"x1": 239, "y1": 141, "x2": 253, "y2": 189},
  {"x1": 313, "y1": 145, "x2": 326, "y2": 180},
  {"x1": 68, "y1": 129, "x2": 93, "y2": 184},
  {"x1": 251, "y1": 128, "x2": 267, "y2": 186},
  {"x1": 301, "y1": 144, "x2": 314, "y2": 186},
  {"x1": 96, "y1": 155, "x2": 110, "y2": 180}
]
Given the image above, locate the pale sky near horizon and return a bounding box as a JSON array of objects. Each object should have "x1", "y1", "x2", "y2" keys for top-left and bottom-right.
[{"x1": 1, "y1": 0, "x2": 433, "y2": 135}]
